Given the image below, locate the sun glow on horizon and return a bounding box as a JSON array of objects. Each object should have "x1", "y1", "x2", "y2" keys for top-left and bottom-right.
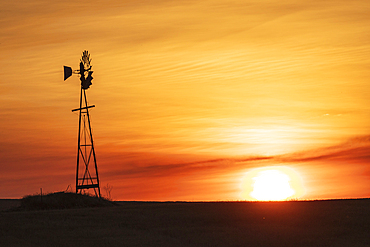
[{"x1": 240, "y1": 166, "x2": 305, "y2": 201}]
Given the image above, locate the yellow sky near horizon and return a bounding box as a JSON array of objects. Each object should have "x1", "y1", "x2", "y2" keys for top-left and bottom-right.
[{"x1": 0, "y1": 0, "x2": 369, "y2": 200}]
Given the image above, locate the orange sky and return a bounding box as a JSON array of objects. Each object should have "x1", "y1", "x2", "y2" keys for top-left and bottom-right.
[{"x1": 0, "y1": 0, "x2": 369, "y2": 200}]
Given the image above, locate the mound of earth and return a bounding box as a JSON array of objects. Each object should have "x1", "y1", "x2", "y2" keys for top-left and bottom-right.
[{"x1": 18, "y1": 192, "x2": 117, "y2": 210}]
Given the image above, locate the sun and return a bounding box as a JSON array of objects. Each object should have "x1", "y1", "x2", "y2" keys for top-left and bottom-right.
[
  {"x1": 240, "y1": 166, "x2": 305, "y2": 201},
  {"x1": 250, "y1": 170, "x2": 294, "y2": 201}
]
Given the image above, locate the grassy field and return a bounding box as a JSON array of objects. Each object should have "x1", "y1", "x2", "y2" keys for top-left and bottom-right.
[{"x1": 1, "y1": 199, "x2": 369, "y2": 247}]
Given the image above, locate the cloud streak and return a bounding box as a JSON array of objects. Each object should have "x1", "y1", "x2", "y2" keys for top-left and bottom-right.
[{"x1": 91, "y1": 135, "x2": 370, "y2": 200}]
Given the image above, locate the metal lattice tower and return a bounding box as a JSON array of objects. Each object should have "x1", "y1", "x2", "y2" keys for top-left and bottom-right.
[{"x1": 65, "y1": 51, "x2": 101, "y2": 197}]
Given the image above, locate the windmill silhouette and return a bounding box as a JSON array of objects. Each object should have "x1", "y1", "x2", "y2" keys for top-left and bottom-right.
[{"x1": 64, "y1": 51, "x2": 101, "y2": 197}]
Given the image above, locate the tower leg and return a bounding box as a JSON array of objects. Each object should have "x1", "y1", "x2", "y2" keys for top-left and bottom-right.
[{"x1": 76, "y1": 87, "x2": 83, "y2": 194}]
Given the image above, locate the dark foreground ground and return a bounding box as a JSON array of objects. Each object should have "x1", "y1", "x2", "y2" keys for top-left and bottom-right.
[{"x1": 0, "y1": 199, "x2": 369, "y2": 247}]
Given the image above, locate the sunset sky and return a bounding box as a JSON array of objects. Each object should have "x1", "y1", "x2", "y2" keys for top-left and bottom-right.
[{"x1": 1, "y1": 0, "x2": 369, "y2": 201}]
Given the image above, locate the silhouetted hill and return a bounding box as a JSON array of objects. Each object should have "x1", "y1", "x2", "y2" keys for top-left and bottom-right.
[{"x1": 17, "y1": 192, "x2": 117, "y2": 210}]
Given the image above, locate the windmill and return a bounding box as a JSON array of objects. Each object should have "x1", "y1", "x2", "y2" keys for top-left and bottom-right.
[{"x1": 64, "y1": 51, "x2": 101, "y2": 197}]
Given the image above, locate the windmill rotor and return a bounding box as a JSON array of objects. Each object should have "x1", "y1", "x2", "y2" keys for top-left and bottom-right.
[{"x1": 80, "y1": 50, "x2": 92, "y2": 70}]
